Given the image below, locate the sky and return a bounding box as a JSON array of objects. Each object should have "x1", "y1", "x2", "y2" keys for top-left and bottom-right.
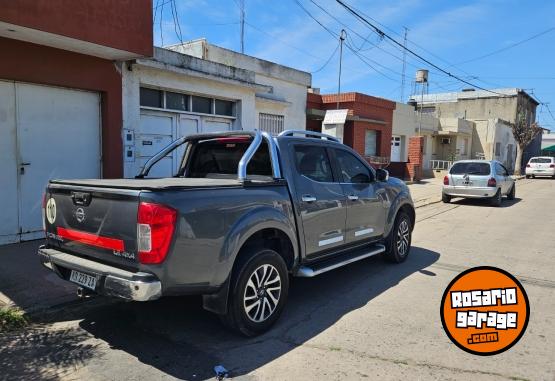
[{"x1": 153, "y1": 0, "x2": 555, "y2": 131}]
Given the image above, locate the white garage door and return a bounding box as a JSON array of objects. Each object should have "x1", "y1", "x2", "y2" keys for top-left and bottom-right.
[{"x1": 0, "y1": 81, "x2": 100, "y2": 244}]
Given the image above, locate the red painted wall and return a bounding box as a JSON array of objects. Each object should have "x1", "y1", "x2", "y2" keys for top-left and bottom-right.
[
  {"x1": 0, "y1": 0, "x2": 153, "y2": 57},
  {"x1": 0, "y1": 37, "x2": 123, "y2": 178}
]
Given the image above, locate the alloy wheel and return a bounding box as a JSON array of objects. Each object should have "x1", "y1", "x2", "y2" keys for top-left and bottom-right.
[
  {"x1": 396, "y1": 219, "x2": 410, "y2": 257},
  {"x1": 243, "y1": 264, "x2": 282, "y2": 323}
]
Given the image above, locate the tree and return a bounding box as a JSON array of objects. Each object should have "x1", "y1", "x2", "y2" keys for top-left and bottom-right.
[{"x1": 512, "y1": 110, "x2": 541, "y2": 175}]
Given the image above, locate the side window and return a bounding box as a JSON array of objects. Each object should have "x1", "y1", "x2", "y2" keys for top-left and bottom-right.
[
  {"x1": 334, "y1": 149, "x2": 372, "y2": 183},
  {"x1": 294, "y1": 145, "x2": 334, "y2": 183},
  {"x1": 495, "y1": 163, "x2": 507, "y2": 176},
  {"x1": 500, "y1": 164, "x2": 509, "y2": 176}
]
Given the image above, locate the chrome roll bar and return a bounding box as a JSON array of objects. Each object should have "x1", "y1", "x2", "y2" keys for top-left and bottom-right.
[
  {"x1": 137, "y1": 130, "x2": 282, "y2": 182},
  {"x1": 278, "y1": 129, "x2": 340, "y2": 142}
]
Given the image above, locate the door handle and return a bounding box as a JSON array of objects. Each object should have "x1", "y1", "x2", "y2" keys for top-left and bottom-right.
[
  {"x1": 20, "y1": 162, "x2": 31, "y2": 175},
  {"x1": 348, "y1": 194, "x2": 359, "y2": 201},
  {"x1": 302, "y1": 195, "x2": 317, "y2": 202}
]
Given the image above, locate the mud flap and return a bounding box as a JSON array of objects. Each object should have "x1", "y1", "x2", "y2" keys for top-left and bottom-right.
[{"x1": 202, "y1": 276, "x2": 231, "y2": 315}]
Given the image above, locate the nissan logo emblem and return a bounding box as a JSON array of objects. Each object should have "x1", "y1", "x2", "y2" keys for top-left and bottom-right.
[{"x1": 75, "y1": 208, "x2": 86, "y2": 223}]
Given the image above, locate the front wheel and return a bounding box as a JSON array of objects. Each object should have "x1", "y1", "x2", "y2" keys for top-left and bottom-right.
[
  {"x1": 221, "y1": 249, "x2": 289, "y2": 336},
  {"x1": 383, "y1": 211, "x2": 412, "y2": 263}
]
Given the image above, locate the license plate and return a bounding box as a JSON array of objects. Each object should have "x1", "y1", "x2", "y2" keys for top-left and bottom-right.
[{"x1": 69, "y1": 270, "x2": 97, "y2": 290}]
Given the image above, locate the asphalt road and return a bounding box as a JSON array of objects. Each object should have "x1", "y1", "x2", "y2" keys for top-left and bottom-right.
[{"x1": 1, "y1": 178, "x2": 553, "y2": 381}]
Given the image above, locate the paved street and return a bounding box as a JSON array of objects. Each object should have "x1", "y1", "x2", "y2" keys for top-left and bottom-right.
[{"x1": 1, "y1": 178, "x2": 554, "y2": 381}]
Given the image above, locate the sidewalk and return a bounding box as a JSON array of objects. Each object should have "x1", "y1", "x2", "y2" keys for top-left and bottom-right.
[{"x1": 0, "y1": 240, "x2": 79, "y2": 313}]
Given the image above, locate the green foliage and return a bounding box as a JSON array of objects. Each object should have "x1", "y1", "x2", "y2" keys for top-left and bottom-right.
[{"x1": 0, "y1": 307, "x2": 28, "y2": 332}]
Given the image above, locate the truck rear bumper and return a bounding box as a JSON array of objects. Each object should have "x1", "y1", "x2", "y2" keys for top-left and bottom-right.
[{"x1": 38, "y1": 246, "x2": 162, "y2": 301}]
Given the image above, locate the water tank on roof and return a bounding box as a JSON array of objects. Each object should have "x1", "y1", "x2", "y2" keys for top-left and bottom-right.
[{"x1": 415, "y1": 69, "x2": 428, "y2": 83}]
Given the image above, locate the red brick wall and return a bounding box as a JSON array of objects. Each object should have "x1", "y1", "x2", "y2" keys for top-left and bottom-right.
[
  {"x1": 306, "y1": 92, "x2": 395, "y2": 160},
  {"x1": 407, "y1": 136, "x2": 424, "y2": 181}
]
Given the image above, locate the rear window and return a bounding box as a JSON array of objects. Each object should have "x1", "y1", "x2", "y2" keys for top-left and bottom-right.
[
  {"x1": 530, "y1": 158, "x2": 552, "y2": 163},
  {"x1": 187, "y1": 138, "x2": 272, "y2": 178},
  {"x1": 450, "y1": 162, "x2": 491, "y2": 175}
]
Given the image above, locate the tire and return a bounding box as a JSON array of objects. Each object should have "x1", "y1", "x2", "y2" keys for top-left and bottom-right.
[
  {"x1": 383, "y1": 211, "x2": 412, "y2": 263},
  {"x1": 220, "y1": 249, "x2": 289, "y2": 337},
  {"x1": 525, "y1": 175, "x2": 531, "y2": 179},
  {"x1": 441, "y1": 193, "x2": 451, "y2": 203},
  {"x1": 490, "y1": 189, "x2": 502, "y2": 207},
  {"x1": 507, "y1": 183, "x2": 516, "y2": 200}
]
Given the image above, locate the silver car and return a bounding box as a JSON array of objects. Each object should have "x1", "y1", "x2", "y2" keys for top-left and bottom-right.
[{"x1": 442, "y1": 160, "x2": 515, "y2": 206}]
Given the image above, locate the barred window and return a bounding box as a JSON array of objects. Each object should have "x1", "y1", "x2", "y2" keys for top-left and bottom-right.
[{"x1": 259, "y1": 113, "x2": 284, "y2": 135}]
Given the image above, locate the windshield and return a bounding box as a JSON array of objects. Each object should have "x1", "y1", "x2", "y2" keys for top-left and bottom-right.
[{"x1": 450, "y1": 162, "x2": 491, "y2": 176}]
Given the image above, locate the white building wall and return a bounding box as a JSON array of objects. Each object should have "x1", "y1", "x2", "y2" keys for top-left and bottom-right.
[
  {"x1": 122, "y1": 65, "x2": 258, "y2": 177},
  {"x1": 392, "y1": 102, "x2": 439, "y2": 168},
  {"x1": 170, "y1": 40, "x2": 311, "y2": 134}
]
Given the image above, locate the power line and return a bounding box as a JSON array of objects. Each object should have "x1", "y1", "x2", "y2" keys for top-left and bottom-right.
[
  {"x1": 170, "y1": 0, "x2": 184, "y2": 44},
  {"x1": 336, "y1": 0, "x2": 510, "y2": 97},
  {"x1": 311, "y1": 42, "x2": 340, "y2": 73},
  {"x1": 455, "y1": 26, "x2": 555, "y2": 65},
  {"x1": 294, "y1": 0, "x2": 401, "y2": 82},
  {"x1": 159, "y1": 0, "x2": 164, "y2": 46},
  {"x1": 341, "y1": 1, "x2": 512, "y2": 89}
]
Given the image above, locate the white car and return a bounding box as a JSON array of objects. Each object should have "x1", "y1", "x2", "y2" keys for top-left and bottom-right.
[{"x1": 525, "y1": 157, "x2": 555, "y2": 178}]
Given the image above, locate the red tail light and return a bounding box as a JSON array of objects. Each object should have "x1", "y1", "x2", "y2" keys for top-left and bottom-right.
[
  {"x1": 487, "y1": 177, "x2": 497, "y2": 187},
  {"x1": 443, "y1": 175, "x2": 449, "y2": 185},
  {"x1": 137, "y1": 202, "x2": 177, "y2": 264},
  {"x1": 550, "y1": 164, "x2": 555, "y2": 168},
  {"x1": 526, "y1": 164, "x2": 531, "y2": 168}
]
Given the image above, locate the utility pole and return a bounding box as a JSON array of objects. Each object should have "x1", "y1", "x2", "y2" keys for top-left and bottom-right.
[
  {"x1": 240, "y1": 0, "x2": 245, "y2": 53},
  {"x1": 337, "y1": 29, "x2": 347, "y2": 109},
  {"x1": 400, "y1": 27, "x2": 408, "y2": 102}
]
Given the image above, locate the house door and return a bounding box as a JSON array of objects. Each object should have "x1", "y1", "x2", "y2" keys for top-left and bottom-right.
[
  {"x1": 0, "y1": 81, "x2": 101, "y2": 244},
  {"x1": 391, "y1": 135, "x2": 402, "y2": 162},
  {"x1": 137, "y1": 111, "x2": 176, "y2": 178}
]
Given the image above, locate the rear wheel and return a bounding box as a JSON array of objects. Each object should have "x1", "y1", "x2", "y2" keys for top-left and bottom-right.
[
  {"x1": 383, "y1": 211, "x2": 412, "y2": 263},
  {"x1": 525, "y1": 175, "x2": 531, "y2": 179},
  {"x1": 507, "y1": 183, "x2": 516, "y2": 200},
  {"x1": 490, "y1": 189, "x2": 502, "y2": 207},
  {"x1": 442, "y1": 193, "x2": 451, "y2": 203},
  {"x1": 220, "y1": 249, "x2": 289, "y2": 336}
]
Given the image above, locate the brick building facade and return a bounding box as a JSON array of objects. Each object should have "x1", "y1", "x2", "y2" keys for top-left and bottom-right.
[{"x1": 306, "y1": 92, "x2": 395, "y2": 168}]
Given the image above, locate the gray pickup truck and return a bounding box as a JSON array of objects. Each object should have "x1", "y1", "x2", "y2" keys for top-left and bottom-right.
[{"x1": 39, "y1": 130, "x2": 415, "y2": 336}]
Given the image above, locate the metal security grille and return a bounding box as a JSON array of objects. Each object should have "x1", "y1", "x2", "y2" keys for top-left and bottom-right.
[{"x1": 259, "y1": 113, "x2": 284, "y2": 135}]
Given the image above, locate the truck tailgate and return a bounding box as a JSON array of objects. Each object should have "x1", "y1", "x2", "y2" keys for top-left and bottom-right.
[{"x1": 45, "y1": 183, "x2": 141, "y2": 270}]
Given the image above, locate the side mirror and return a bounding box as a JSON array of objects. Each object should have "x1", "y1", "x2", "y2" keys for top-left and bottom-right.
[
  {"x1": 352, "y1": 173, "x2": 371, "y2": 183},
  {"x1": 376, "y1": 168, "x2": 389, "y2": 182}
]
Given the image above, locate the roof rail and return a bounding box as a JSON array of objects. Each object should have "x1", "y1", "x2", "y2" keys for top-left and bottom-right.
[{"x1": 278, "y1": 129, "x2": 340, "y2": 142}]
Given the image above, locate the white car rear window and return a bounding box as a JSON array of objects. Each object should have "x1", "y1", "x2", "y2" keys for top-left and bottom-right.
[
  {"x1": 450, "y1": 162, "x2": 491, "y2": 175},
  {"x1": 529, "y1": 158, "x2": 552, "y2": 163}
]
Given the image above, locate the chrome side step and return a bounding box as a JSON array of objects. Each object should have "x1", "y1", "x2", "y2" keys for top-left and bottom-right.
[{"x1": 295, "y1": 244, "x2": 386, "y2": 278}]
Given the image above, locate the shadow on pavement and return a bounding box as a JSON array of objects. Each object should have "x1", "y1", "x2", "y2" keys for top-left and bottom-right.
[
  {"x1": 0, "y1": 324, "x2": 98, "y2": 380},
  {"x1": 30, "y1": 246, "x2": 440, "y2": 380},
  {"x1": 451, "y1": 197, "x2": 522, "y2": 208}
]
